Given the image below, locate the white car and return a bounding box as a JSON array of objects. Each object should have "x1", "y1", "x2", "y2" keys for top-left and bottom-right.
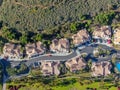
[{"x1": 78, "y1": 46, "x2": 85, "y2": 50}]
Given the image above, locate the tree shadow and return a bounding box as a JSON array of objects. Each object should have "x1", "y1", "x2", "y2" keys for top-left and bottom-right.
[
  {"x1": 0, "y1": 0, "x2": 3, "y2": 6},
  {"x1": 9, "y1": 28, "x2": 22, "y2": 41},
  {"x1": 86, "y1": 53, "x2": 98, "y2": 62},
  {"x1": 1, "y1": 59, "x2": 10, "y2": 76},
  {"x1": 0, "y1": 36, "x2": 8, "y2": 43}
]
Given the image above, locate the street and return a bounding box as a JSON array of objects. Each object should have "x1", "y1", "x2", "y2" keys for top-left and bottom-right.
[
  {"x1": 1, "y1": 43, "x2": 120, "y2": 90},
  {"x1": 9, "y1": 44, "x2": 119, "y2": 67}
]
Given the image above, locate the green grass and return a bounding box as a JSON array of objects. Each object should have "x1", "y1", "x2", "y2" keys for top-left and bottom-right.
[
  {"x1": 6, "y1": 72, "x2": 119, "y2": 90},
  {"x1": 11, "y1": 82, "x2": 118, "y2": 90},
  {"x1": 0, "y1": 84, "x2": 2, "y2": 90},
  {"x1": 52, "y1": 82, "x2": 118, "y2": 90},
  {"x1": 52, "y1": 82, "x2": 98, "y2": 90}
]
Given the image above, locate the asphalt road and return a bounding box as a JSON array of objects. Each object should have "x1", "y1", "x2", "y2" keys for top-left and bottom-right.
[
  {"x1": 80, "y1": 44, "x2": 117, "y2": 62},
  {"x1": 9, "y1": 44, "x2": 119, "y2": 67},
  {"x1": 10, "y1": 50, "x2": 78, "y2": 66}
]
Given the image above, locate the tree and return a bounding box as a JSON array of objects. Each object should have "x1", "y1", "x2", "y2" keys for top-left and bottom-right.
[
  {"x1": 88, "y1": 59, "x2": 92, "y2": 71},
  {"x1": 32, "y1": 34, "x2": 43, "y2": 42},
  {"x1": 19, "y1": 34, "x2": 28, "y2": 45},
  {"x1": 42, "y1": 40, "x2": 51, "y2": 49},
  {"x1": 70, "y1": 23, "x2": 77, "y2": 33},
  {"x1": 1, "y1": 26, "x2": 15, "y2": 41},
  {"x1": 17, "y1": 63, "x2": 28, "y2": 74},
  {"x1": 79, "y1": 14, "x2": 87, "y2": 20},
  {"x1": 7, "y1": 31, "x2": 15, "y2": 40},
  {"x1": 95, "y1": 11, "x2": 115, "y2": 25},
  {"x1": 0, "y1": 40, "x2": 4, "y2": 53},
  {"x1": 6, "y1": 65, "x2": 16, "y2": 76}
]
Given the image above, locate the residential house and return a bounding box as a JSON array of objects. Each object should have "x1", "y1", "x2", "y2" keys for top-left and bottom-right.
[
  {"x1": 50, "y1": 38, "x2": 70, "y2": 53},
  {"x1": 41, "y1": 61, "x2": 60, "y2": 76},
  {"x1": 65, "y1": 55, "x2": 87, "y2": 72},
  {"x1": 91, "y1": 61, "x2": 112, "y2": 77},
  {"x1": 72, "y1": 29, "x2": 91, "y2": 47},
  {"x1": 3, "y1": 43, "x2": 23, "y2": 59},
  {"x1": 92, "y1": 26, "x2": 112, "y2": 44},
  {"x1": 113, "y1": 28, "x2": 120, "y2": 45},
  {"x1": 25, "y1": 41, "x2": 46, "y2": 58}
]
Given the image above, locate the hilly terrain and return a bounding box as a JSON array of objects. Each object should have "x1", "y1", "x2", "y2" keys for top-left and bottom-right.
[{"x1": 0, "y1": 0, "x2": 119, "y2": 32}]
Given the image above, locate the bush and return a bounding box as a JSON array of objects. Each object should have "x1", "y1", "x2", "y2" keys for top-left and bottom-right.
[{"x1": 95, "y1": 11, "x2": 115, "y2": 25}]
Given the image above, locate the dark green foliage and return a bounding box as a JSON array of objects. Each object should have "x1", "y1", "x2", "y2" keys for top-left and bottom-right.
[
  {"x1": 32, "y1": 34, "x2": 43, "y2": 42},
  {"x1": 70, "y1": 23, "x2": 77, "y2": 33},
  {"x1": 6, "y1": 66, "x2": 17, "y2": 76},
  {"x1": 1, "y1": 26, "x2": 15, "y2": 40},
  {"x1": 95, "y1": 11, "x2": 115, "y2": 25},
  {"x1": 19, "y1": 34, "x2": 28, "y2": 45}
]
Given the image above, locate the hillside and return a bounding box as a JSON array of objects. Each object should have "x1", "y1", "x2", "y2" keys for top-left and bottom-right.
[{"x1": 0, "y1": 0, "x2": 119, "y2": 32}]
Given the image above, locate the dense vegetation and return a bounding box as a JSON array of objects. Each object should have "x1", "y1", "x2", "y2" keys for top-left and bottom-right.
[
  {"x1": 0, "y1": 0, "x2": 120, "y2": 48},
  {"x1": 6, "y1": 62, "x2": 29, "y2": 76},
  {"x1": 0, "y1": 0, "x2": 119, "y2": 32}
]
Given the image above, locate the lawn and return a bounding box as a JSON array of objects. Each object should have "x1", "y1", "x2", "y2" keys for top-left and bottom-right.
[
  {"x1": 0, "y1": 84, "x2": 2, "y2": 90},
  {"x1": 6, "y1": 72, "x2": 119, "y2": 90},
  {"x1": 14, "y1": 82, "x2": 118, "y2": 90},
  {"x1": 53, "y1": 82, "x2": 100, "y2": 90},
  {"x1": 52, "y1": 82, "x2": 118, "y2": 90}
]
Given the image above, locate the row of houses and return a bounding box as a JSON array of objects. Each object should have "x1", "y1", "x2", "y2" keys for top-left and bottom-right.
[
  {"x1": 3, "y1": 38, "x2": 70, "y2": 59},
  {"x1": 2, "y1": 25, "x2": 120, "y2": 59},
  {"x1": 40, "y1": 55, "x2": 112, "y2": 77},
  {"x1": 3, "y1": 41, "x2": 46, "y2": 59}
]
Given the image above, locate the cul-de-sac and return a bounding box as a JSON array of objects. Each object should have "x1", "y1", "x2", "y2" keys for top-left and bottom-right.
[{"x1": 1, "y1": 0, "x2": 120, "y2": 90}]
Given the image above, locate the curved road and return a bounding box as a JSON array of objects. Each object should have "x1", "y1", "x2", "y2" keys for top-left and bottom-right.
[
  {"x1": 10, "y1": 44, "x2": 119, "y2": 67},
  {"x1": 4, "y1": 43, "x2": 120, "y2": 90},
  {"x1": 10, "y1": 50, "x2": 78, "y2": 66}
]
